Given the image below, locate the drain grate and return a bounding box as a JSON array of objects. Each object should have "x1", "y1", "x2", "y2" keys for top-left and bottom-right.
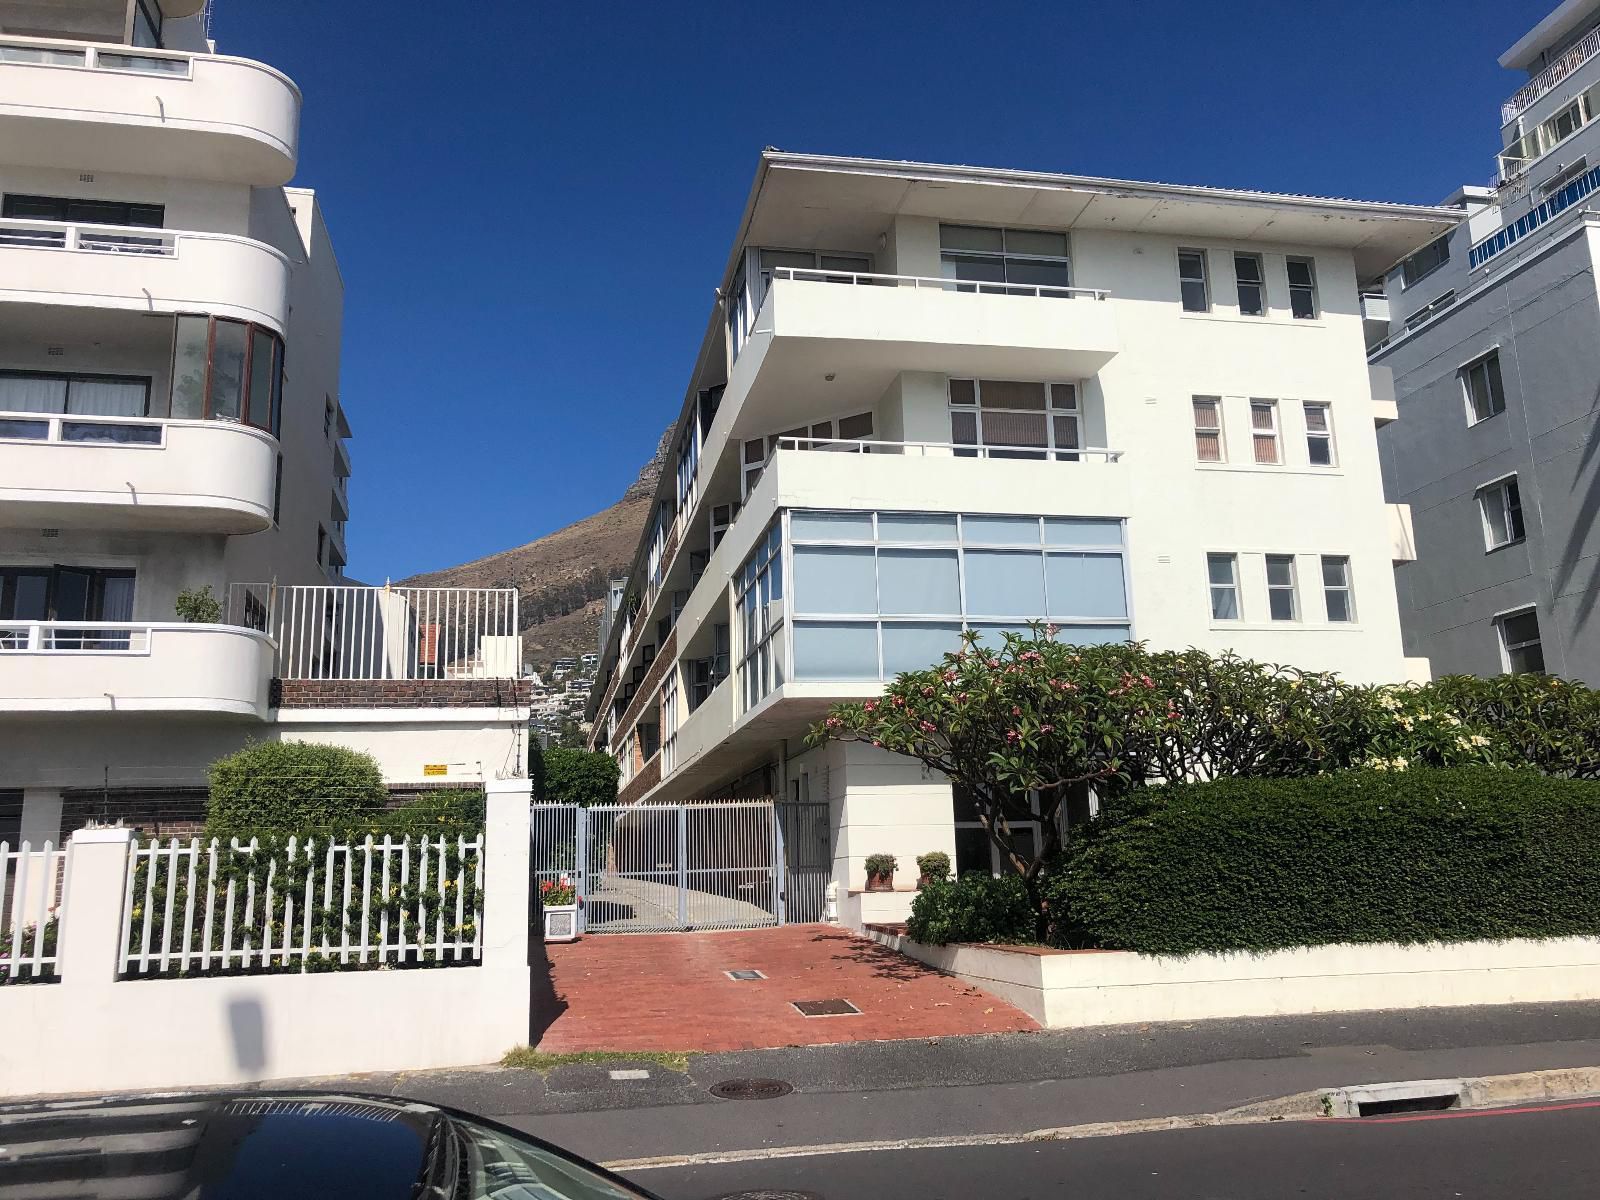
[
  {"x1": 725, "y1": 969, "x2": 767, "y2": 981},
  {"x1": 792, "y1": 998, "x2": 860, "y2": 1017},
  {"x1": 711, "y1": 1192, "x2": 822, "y2": 1200},
  {"x1": 709, "y1": 1078, "x2": 794, "y2": 1101}
]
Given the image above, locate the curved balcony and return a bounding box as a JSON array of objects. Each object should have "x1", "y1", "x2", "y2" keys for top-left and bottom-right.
[
  {"x1": 0, "y1": 413, "x2": 278, "y2": 533},
  {"x1": 0, "y1": 36, "x2": 299, "y2": 184},
  {"x1": 0, "y1": 220, "x2": 290, "y2": 332},
  {"x1": 0, "y1": 623, "x2": 273, "y2": 718}
]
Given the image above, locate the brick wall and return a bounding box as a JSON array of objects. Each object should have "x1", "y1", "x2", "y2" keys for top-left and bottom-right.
[
  {"x1": 617, "y1": 754, "x2": 662, "y2": 805},
  {"x1": 616, "y1": 631, "x2": 676, "y2": 738},
  {"x1": 273, "y1": 678, "x2": 533, "y2": 709}
]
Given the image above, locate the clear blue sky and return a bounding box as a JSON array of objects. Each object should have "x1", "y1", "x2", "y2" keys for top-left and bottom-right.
[{"x1": 221, "y1": 0, "x2": 1539, "y2": 581}]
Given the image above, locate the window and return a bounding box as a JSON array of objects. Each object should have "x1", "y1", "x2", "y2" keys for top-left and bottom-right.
[
  {"x1": 132, "y1": 0, "x2": 162, "y2": 47},
  {"x1": 1461, "y1": 352, "x2": 1506, "y2": 424},
  {"x1": 1266, "y1": 554, "x2": 1298, "y2": 621},
  {"x1": 1192, "y1": 396, "x2": 1224, "y2": 462},
  {"x1": 1303, "y1": 402, "x2": 1334, "y2": 466},
  {"x1": 948, "y1": 379, "x2": 1080, "y2": 460},
  {"x1": 1400, "y1": 236, "x2": 1451, "y2": 287},
  {"x1": 272, "y1": 454, "x2": 284, "y2": 525},
  {"x1": 0, "y1": 371, "x2": 150, "y2": 418},
  {"x1": 1207, "y1": 553, "x2": 1240, "y2": 620},
  {"x1": 1540, "y1": 158, "x2": 1589, "y2": 198},
  {"x1": 939, "y1": 225, "x2": 1072, "y2": 294},
  {"x1": 736, "y1": 521, "x2": 785, "y2": 712},
  {"x1": 1286, "y1": 256, "x2": 1318, "y2": 319},
  {"x1": 2, "y1": 194, "x2": 163, "y2": 228},
  {"x1": 1321, "y1": 556, "x2": 1354, "y2": 622},
  {"x1": 1233, "y1": 253, "x2": 1265, "y2": 316},
  {"x1": 0, "y1": 791, "x2": 20, "y2": 847},
  {"x1": 1250, "y1": 400, "x2": 1281, "y2": 464},
  {"x1": 169, "y1": 316, "x2": 284, "y2": 434},
  {"x1": 952, "y1": 785, "x2": 1041, "y2": 878},
  {"x1": 1177, "y1": 249, "x2": 1209, "y2": 312},
  {"x1": 0, "y1": 565, "x2": 135, "y2": 649},
  {"x1": 759, "y1": 248, "x2": 871, "y2": 284},
  {"x1": 1478, "y1": 477, "x2": 1526, "y2": 549},
  {"x1": 1497, "y1": 609, "x2": 1545, "y2": 674},
  {"x1": 1405, "y1": 290, "x2": 1456, "y2": 330}
]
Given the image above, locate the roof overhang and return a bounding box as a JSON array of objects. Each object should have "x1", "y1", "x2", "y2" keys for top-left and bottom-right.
[{"x1": 1500, "y1": 0, "x2": 1600, "y2": 70}]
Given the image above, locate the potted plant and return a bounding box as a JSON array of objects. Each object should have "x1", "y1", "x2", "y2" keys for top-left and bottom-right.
[
  {"x1": 863, "y1": 853, "x2": 897, "y2": 892},
  {"x1": 539, "y1": 877, "x2": 579, "y2": 942},
  {"x1": 174, "y1": 585, "x2": 222, "y2": 624},
  {"x1": 915, "y1": 851, "x2": 950, "y2": 889}
]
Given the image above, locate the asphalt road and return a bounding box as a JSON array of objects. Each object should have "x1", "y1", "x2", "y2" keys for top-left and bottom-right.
[{"x1": 633, "y1": 1100, "x2": 1600, "y2": 1200}]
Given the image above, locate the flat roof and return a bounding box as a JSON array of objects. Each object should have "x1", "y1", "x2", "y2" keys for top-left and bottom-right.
[{"x1": 734, "y1": 152, "x2": 1463, "y2": 283}]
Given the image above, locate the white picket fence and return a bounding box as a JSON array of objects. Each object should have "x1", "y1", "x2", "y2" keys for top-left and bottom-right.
[
  {"x1": 0, "y1": 840, "x2": 66, "y2": 984},
  {"x1": 120, "y1": 833, "x2": 484, "y2": 977}
]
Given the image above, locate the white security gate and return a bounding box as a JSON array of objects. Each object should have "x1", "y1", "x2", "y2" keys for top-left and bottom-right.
[
  {"x1": 776, "y1": 801, "x2": 831, "y2": 923},
  {"x1": 532, "y1": 801, "x2": 791, "y2": 934}
]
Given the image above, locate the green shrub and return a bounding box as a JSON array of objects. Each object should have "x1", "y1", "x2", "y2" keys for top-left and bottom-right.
[
  {"x1": 1051, "y1": 767, "x2": 1600, "y2": 956},
  {"x1": 174, "y1": 585, "x2": 222, "y2": 623},
  {"x1": 532, "y1": 745, "x2": 619, "y2": 807},
  {"x1": 864, "y1": 853, "x2": 898, "y2": 878},
  {"x1": 207, "y1": 741, "x2": 386, "y2": 835},
  {"x1": 916, "y1": 851, "x2": 951, "y2": 883},
  {"x1": 1427, "y1": 673, "x2": 1600, "y2": 779},
  {"x1": 906, "y1": 874, "x2": 1035, "y2": 946}
]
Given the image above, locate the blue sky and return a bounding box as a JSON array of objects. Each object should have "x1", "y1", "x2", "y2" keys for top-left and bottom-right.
[{"x1": 222, "y1": 0, "x2": 1538, "y2": 581}]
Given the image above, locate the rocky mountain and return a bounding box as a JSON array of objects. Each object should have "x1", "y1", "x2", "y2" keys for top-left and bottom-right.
[{"x1": 401, "y1": 426, "x2": 672, "y2": 672}]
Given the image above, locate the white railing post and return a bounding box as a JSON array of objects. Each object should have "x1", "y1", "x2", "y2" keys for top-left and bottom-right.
[{"x1": 59, "y1": 827, "x2": 135, "y2": 985}]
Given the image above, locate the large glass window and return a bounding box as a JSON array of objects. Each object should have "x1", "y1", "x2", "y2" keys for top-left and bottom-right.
[
  {"x1": 1303, "y1": 402, "x2": 1335, "y2": 466},
  {"x1": 1233, "y1": 253, "x2": 1265, "y2": 316},
  {"x1": 1478, "y1": 477, "x2": 1526, "y2": 549},
  {"x1": 1322, "y1": 556, "x2": 1354, "y2": 622},
  {"x1": 736, "y1": 521, "x2": 786, "y2": 710},
  {"x1": 789, "y1": 511, "x2": 1129, "y2": 682},
  {"x1": 940, "y1": 226, "x2": 1072, "y2": 294},
  {"x1": 1400, "y1": 236, "x2": 1450, "y2": 287},
  {"x1": 1208, "y1": 553, "x2": 1240, "y2": 620},
  {"x1": 949, "y1": 379, "x2": 1080, "y2": 460},
  {"x1": 0, "y1": 371, "x2": 149, "y2": 418},
  {"x1": 1498, "y1": 608, "x2": 1544, "y2": 674},
  {"x1": 166, "y1": 316, "x2": 284, "y2": 433},
  {"x1": 1462, "y1": 352, "x2": 1506, "y2": 424},
  {"x1": 1266, "y1": 554, "x2": 1299, "y2": 621},
  {"x1": 0, "y1": 565, "x2": 135, "y2": 650},
  {"x1": 1193, "y1": 396, "x2": 1224, "y2": 462},
  {"x1": 1286, "y1": 256, "x2": 1319, "y2": 319},
  {"x1": 1177, "y1": 249, "x2": 1209, "y2": 312}
]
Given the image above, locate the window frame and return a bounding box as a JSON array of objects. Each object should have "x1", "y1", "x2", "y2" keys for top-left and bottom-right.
[
  {"x1": 1496, "y1": 607, "x2": 1545, "y2": 674},
  {"x1": 1206, "y1": 553, "x2": 1241, "y2": 622},
  {"x1": 1249, "y1": 399, "x2": 1282, "y2": 465},
  {"x1": 1177, "y1": 248, "x2": 1210, "y2": 313},
  {"x1": 1192, "y1": 395, "x2": 1225, "y2": 463},
  {"x1": 1321, "y1": 555, "x2": 1355, "y2": 623},
  {"x1": 938, "y1": 225, "x2": 1073, "y2": 295},
  {"x1": 947, "y1": 379, "x2": 1081, "y2": 461},
  {"x1": 1476, "y1": 475, "x2": 1526, "y2": 551},
  {"x1": 1286, "y1": 256, "x2": 1319, "y2": 319},
  {"x1": 1303, "y1": 401, "x2": 1335, "y2": 467},
  {"x1": 168, "y1": 315, "x2": 285, "y2": 435},
  {"x1": 1233, "y1": 252, "x2": 1266, "y2": 316},
  {"x1": 0, "y1": 369, "x2": 152, "y2": 418},
  {"x1": 1460, "y1": 351, "x2": 1507, "y2": 425},
  {"x1": 1265, "y1": 553, "x2": 1299, "y2": 622},
  {"x1": 1399, "y1": 236, "x2": 1451, "y2": 288}
]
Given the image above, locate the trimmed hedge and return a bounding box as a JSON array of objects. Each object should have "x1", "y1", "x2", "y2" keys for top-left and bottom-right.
[
  {"x1": 207, "y1": 741, "x2": 388, "y2": 834},
  {"x1": 532, "y1": 745, "x2": 619, "y2": 807},
  {"x1": 1052, "y1": 767, "x2": 1600, "y2": 956},
  {"x1": 906, "y1": 873, "x2": 1035, "y2": 946}
]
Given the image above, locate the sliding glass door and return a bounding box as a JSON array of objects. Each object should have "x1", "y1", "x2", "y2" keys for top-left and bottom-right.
[{"x1": 0, "y1": 566, "x2": 136, "y2": 649}]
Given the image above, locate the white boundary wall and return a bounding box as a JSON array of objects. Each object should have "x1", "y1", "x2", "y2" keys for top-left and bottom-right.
[
  {"x1": 0, "y1": 778, "x2": 532, "y2": 1098},
  {"x1": 867, "y1": 927, "x2": 1600, "y2": 1028}
]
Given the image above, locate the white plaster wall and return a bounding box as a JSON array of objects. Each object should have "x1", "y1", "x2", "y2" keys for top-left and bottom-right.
[
  {"x1": 0, "y1": 527, "x2": 227, "y2": 619},
  {"x1": 0, "y1": 165, "x2": 253, "y2": 235},
  {"x1": 278, "y1": 716, "x2": 528, "y2": 785}
]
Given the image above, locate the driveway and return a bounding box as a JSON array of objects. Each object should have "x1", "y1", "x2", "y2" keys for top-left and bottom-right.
[{"x1": 533, "y1": 924, "x2": 1037, "y2": 1053}]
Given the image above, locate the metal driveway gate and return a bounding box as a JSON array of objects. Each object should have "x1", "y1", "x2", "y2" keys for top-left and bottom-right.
[
  {"x1": 532, "y1": 801, "x2": 785, "y2": 934},
  {"x1": 776, "y1": 801, "x2": 831, "y2": 923}
]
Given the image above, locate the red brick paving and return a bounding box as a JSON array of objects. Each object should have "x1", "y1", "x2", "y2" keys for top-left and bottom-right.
[{"x1": 533, "y1": 924, "x2": 1038, "y2": 1053}]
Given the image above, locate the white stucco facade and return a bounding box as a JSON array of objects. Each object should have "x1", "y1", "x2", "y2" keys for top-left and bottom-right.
[{"x1": 589, "y1": 152, "x2": 1459, "y2": 909}]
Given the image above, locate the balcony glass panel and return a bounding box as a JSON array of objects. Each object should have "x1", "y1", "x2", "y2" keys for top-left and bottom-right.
[
  {"x1": 61, "y1": 421, "x2": 161, "y2": 445},
  {"x1": 1045, "y1": 553, "x2": 1127, "y2": 619},
  {"x1": 793, "y1": 622, "x2": 879, "y2": 680},
  {"x1": 171, "y1": 316, "x2": 209, "y2": 419},
  {"x1": 207, "y1": 319, "x2": 248, "y2": 421},
  {"x1": 878, "y1": 549, "x2": 961, "y2": 615},
  {"x1": 0, "y1": 418, "x2": 47, "y2": 439},
  {"x1": 964, "y1": 550, "x2": 1046, "y2": 616},
  {"x1": 792, "y1": 547, "x2": 876, "y2": 614},
  {"x1": 882, "y1": 622, "x2": 964, "y2": 674}
]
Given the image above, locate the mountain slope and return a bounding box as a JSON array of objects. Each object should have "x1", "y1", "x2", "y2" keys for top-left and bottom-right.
[{"x1": 401, "y1": 426, "x2": 671, "y2": 671}]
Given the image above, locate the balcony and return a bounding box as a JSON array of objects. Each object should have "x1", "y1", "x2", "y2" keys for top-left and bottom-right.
[
  {"x1": 0, "y1": 622, "x2": 272, "y2": 717},
  {"x1": 1502, "y1": 24, "x2": 1600, "y2": 126},
  {"x1": 0, "y1": 36, "x2": 299, "y2": 184},
  {"x1": 1361, "y1": 291, "x2": 1391, "y2": 349},
  {"x1": 737, "y1": 270, "x2": 1119, "y2": 417},
  {"x1": 0, "y1": 220, "x2": 290, "y2": 332},
  {"x1": 0, "y1": 413, "x2": 278, "y2": 533}
]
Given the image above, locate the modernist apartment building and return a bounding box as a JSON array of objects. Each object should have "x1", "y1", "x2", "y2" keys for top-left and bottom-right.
[
  {"x1": 0, "y1": 1, "x2": 526, "y2": 846},
  {"x1": 1371, "y1": 0, "x2": 1600, "y2": 681},
  {"x1": 588, "y1": 150, "x2": 1456, "y2": 922}
]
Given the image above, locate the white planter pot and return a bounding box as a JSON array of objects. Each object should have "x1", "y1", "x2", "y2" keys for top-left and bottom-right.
[{"x1": 543, "y1": 903, "x2": 579, "y2": 943}]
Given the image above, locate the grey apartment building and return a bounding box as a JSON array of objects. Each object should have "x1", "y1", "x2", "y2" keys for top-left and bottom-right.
[{"x1": 1371, "y1": 0, "x2": 1600, "y2": 681}]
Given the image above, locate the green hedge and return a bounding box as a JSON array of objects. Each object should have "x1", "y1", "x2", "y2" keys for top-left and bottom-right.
[
  {"x1": 208, "y1": 741, "x2": 387, "y2": 834},
  {"x1": 906, "y1": 874, "x2": 1035, "y2": 946},
  {"x1": 532, "y1": 745, "x2": 619, "y2": 807},
  {"x1": 1051, "y1": 767, "x2": 1600, "y2": 956}
]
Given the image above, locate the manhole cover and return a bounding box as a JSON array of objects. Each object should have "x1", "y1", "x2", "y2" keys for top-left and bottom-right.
[
  {"x1": 792, "y1": 999, "x2": 860, "y2": 1017},
  {"x1": 708, "y1": 1078, "x2": 794, "y2": 1101},
  {"x1": 710, "y1": 1192, "x2": 822, "y2": 1200},
  {"x1": 725, "y1": 969, "x2": 766, "y2": 981}
]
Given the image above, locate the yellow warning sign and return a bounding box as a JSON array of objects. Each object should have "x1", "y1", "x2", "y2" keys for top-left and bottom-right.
[{"x1": 422, "y1": 764, "x2": 449, "y2": 778}]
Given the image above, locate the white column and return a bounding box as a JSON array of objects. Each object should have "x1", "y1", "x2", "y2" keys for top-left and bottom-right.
[
  {"x1": 20, "y1": 788, "x2": 63, "y2": 846},
  {"x1": 57, "y1": 827, "x2": 136, "y2": 986},
  {"x1": 481, "y1": 776, "x2": 532, "y2": 971}
]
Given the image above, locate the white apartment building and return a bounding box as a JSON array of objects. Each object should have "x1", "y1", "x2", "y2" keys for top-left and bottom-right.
[
  {"x1": 587, "y1": 151, "x2": 1457, "y2": 925},
  {"x1": 1370, "y1": 0, "x2": 1600, "y2": 683},
  {"x1": 0, "y1": 1, "x2": 526, "y2": 844}
]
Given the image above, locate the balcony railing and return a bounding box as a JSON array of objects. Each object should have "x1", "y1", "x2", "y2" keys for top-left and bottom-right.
[
  {"x1": 769, "y1": 435, "x2": 1125, "y2": 462},
  {"x1": 1502, "y1": 24, "x2": 1600, "y2": 125},
  {"x1": 0, "y1": 39, "x2": 191, "y2": 77},
  {"x1": 0, "y1": 622, "x2": 151, "y2": 652},
  {"x1": 229, "y1": 584, "x2": 520, "y2": 681},
  {"x1": 0, "y1": 218, "x2": 174, "y2": 255},
  {"x1": 0, "y1": 411, "x2": 165, "y2": 447},
  {"x1": 1469, "y1": 162, "x2": 1600, "y2": 269},
  {"x1": 767, "y1": 265, "x2": 1109, "y2": 300}
]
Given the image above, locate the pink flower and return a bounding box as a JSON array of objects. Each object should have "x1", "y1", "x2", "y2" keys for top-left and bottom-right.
[
  {"x1": 1040, "y1": 723, "x2": 1055, "y2": 734},
  {"x1": 1046, "y1": 624, "x2": 1060, "y2": 637},
  {"x1": 825, "y1": 716, "x2": 842, "y2": 728},
  {"x1": 958, "y1": 692, "x2": 969, "y2": 702},
  {"x1": 919, "y1": 720, "x2": 937, "y2": 733},
  {"x1": 892, "y1": 696, "x2": 906, "y2": 708},
  {"x1": 922, "y1": 685, "x2": 936, "y2": 696},
  {"x1": 1011, "y1": 706, "x2": 1022, "y2": 716},
  {"x1": 1141, "y1": 675, "x2": 1154, "y2": 688},
  {"x1": 864, "y1": 701, "x2": 877, "y2": 713},
  {"x1": 1006, "y1": 730, "x2": 1020, "y2": 743}
]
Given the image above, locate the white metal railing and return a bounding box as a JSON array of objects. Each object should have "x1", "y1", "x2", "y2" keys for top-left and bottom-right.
[
  {"x1": 228, "y1": 584, "x2": 520, "y2": 680},
  {"x1": 0, "y1": 217, "x2": 176, "y2": 256},
  {"x1": 0, "y1": 410, "x2": 166, "y2": 447},
  {"x1": 770, "y1": 435, "x2": 1125, "y2": 462},
  {"x1": 1, "y1": 840, "x2": 66, "y2": 984},
  {"x1": 121, "y1": 833, "x2": 483, "y2": 977},
  {"x1": 0, "y1": 36, "x2": 193, "y2": 77},
  {"x1": 1503, "y1": 24, "x2": 1600, "y2": 125},
  {"x1": 0, "y1": 622, "x2": 150, "y2": 653},
  {"x1": 768, "y1": 265, "x2": 1110, "y2": 300},
  {"x1": 1471, "y1": 163, "x2": 1600, "y2": 268}
]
